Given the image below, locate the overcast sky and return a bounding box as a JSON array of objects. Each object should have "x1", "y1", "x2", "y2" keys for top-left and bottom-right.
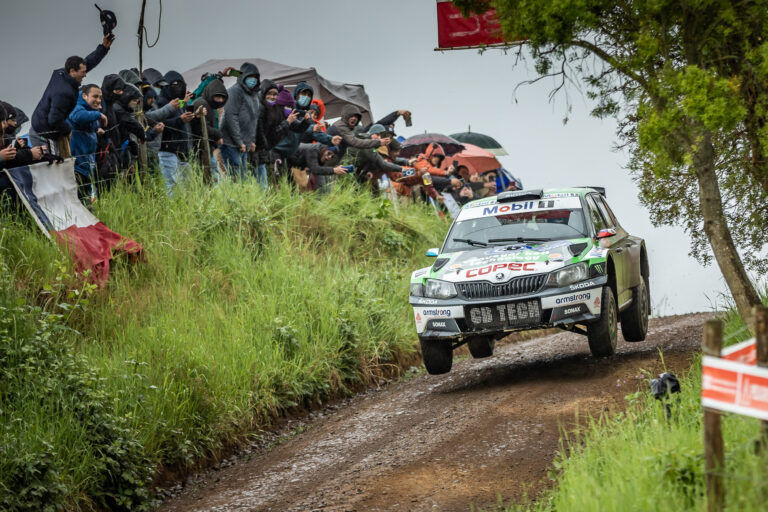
[{"x1": 0, "y1": 0, "x2": 744, "y2": 314}]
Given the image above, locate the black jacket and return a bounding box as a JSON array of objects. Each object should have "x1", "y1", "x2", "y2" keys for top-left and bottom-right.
[
  {"x1": 31, "y1": 44, "x2": 109, "y2": 138},
  {"x1": 256, "y1": 79, "x2": 291, "y2": 153},
  {"x1": 348, "y1": 134, "x2": 402, "y2": 180},
  {"x1": 158, "y1": 70, "x2": 190, "y2": 157},
  {"x1": 113, "y1": 84, "x2": 147, "y2": 146},
  {"x1": 100, "y1": 74, "x2": 126, "y2": 146},
  {"x1": 289, "y1": 143, "x2": 338, "y2": 176},
  {"x1": 190, "y1": 78, "x2": 228, "y2": 152}
]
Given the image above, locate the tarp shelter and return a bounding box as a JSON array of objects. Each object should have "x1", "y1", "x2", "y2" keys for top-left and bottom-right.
[{"x1": 183, "y1": 58, "x2": 374, "y2": 125}]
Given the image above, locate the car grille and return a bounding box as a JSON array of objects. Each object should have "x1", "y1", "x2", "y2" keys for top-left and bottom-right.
[{"x1": 457, "y1": 274, "x2": 547, "y2": 300}]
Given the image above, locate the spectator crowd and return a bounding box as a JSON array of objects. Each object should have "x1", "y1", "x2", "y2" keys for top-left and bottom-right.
[{"x1": 0, "y1": 34, "x2": 514, "y2": 215}]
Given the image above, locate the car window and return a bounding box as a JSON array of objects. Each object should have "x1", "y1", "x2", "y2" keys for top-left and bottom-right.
[
  {"x1": 584, "y1": 195, "x2": 607, "y2": 234},
  {"x1": 600, "y1": 196, "x2": 619, "y2": 227},
  {"x1": 594, "y1": 195, "x2": 617, "y2": 228}
]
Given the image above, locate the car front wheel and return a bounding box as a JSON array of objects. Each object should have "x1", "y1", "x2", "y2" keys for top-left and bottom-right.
[
  {"x1": 620, "y1": 278, "x2": 649, "y2": 342},
  {"x1": 420, "y1": 339, "x2": 453, "y2": 374},
  {"x1": 587, "y1": 286, "x2": 617, "y2": 357}
]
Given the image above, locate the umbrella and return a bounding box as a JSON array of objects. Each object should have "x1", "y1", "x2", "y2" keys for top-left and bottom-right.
[
  {"x1": 450, "y1": 128, "x2": 508, "y2": 156},
  {"x1": 441, "y1": 143, "x2": 501, "y2": 175},
  {"x1": 399, "y1": 133, "x2": 465, "y2": 159}
]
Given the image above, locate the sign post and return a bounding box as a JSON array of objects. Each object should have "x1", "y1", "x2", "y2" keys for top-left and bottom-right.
[{"x1": 702, "y1": 319, "x2": 725, "y2": 512}]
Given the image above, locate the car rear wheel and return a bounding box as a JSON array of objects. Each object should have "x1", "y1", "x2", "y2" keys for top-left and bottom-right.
[
  {"x1": 420, "y1": 339, "x2": 453, "y2": 374},
  {"x1": 468, "y1": 336, "x2": 495, "y2": 359},
  {"x1": 587, "y1": 286, "x2": 617, "y2": 357},
  {"x1": 621, "y1": 278, "x2": 649, "y2": 342}
]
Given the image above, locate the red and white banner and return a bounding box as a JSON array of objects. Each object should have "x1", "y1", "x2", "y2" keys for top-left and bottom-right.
[
  {"x1": 721, "y1": 338, "x2": 757, "y2": 365},
  {"x1": 702, "y1": 345, "x2": 768, "y2": 420},
  {"x1": 436, "y1": 1, "x2": 505, "y2": 49}
]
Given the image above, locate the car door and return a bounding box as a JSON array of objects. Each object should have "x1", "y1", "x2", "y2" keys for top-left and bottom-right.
[{"x1": 585, "y1": 194, "x2": 631, "y2": 307}]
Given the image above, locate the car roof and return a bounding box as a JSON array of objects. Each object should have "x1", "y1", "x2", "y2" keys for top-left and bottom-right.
[{"x1": 463, "y1": 187, "x2": 601, "y2": 209}]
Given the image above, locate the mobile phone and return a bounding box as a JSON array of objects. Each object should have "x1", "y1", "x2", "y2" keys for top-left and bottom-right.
[
  {"x1": 11, "y1": 139, "x2": 18, "y2": 149},
  {"x1": 341, "y1": 165, "x2": 355, "y2": 173},
  {"x1": 229, "y1": 69, "x2": 243, "y2": 77}
]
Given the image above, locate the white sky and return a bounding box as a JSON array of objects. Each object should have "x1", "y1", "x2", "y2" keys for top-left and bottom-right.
[{"x1": 0, "y1": 0, "x2": 741, "y2": 314}]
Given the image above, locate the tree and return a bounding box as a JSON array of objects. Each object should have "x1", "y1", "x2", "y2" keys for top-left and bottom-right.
[{"x1": 453, "y1": 0, "x2": 768, "y2": 323}]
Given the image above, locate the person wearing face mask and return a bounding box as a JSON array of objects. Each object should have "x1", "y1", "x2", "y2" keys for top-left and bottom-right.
[
  {"x1": 157, "y1": 71, "x2": 196, "y2": 194},
  {"x1": 99, "y1": 74, "x2": 126, "y2": 147},
  {"x1": 220, "y1": 62, "x2": 262, "y2": 184},
  {"x1": 190, "y1": 77, "x2": 228, "y2": 179},
  {"x1": 139, "y1": 83, "x2": 176, "y2": 163},
  {"x1": 272, "y1": 81, "x2": 314, "y2": 164},
  {"x1": 142, "y1": 68, "x2": 168, "y2": 98},
  {"x1": 113, "y1": 84, "x2": 150, "y2": 172},
  {"x1": 255, "y1": 80, "x2": 292, "y2": 184}
]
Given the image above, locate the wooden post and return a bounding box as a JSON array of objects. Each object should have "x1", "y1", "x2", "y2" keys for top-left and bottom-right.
[
  {"x1": 703, "y1": 319, "x2": 725, "y2": 512},
  {"x1": 56, "y1": 136, "x2": 71, "y2": 159},
  {"x1": 197, "y1": 106, "x2": 212, "y2": 185},
  {"x1": 755, "y1": 305, "x2": 768, "y2": 452},
  {"x1": 136, "y1": 141, "x2": 147, "y2": 192}
]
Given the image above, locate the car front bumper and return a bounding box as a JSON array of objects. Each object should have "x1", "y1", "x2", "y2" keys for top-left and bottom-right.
[{"x1": 409, "y1": 276, "x2": 607, "y2": 342}]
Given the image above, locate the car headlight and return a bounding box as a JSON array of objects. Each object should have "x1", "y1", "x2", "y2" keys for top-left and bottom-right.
[
  {"x1": 410, "y1": 282, "x2": 424, "y2": 297},
  {"x1": 549, "y1": 262, "x2": 588, "y2": 288},
  {"x1": 424, "y1": 279, "x2": 457, "y2": 299}
]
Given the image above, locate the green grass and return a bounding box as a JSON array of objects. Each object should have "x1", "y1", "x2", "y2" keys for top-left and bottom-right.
[
  {"x1": 488, "y1": 295, "x2": 768, "y2": 512},
  {"x1": 0, "y1": 169, "x2": 445, "y2": 510}
]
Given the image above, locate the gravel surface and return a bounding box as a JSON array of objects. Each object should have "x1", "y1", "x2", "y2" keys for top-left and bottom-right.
[{"x1": 159, "y1": 313, "x2": 711, "y2": 512}]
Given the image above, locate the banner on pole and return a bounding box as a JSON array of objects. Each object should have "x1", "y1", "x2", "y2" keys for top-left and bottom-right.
[
  {"x1": 702, "y1": 350, "x2": 768, "y2": 421},
  {"x1": 436, "y1": 1, "x2": 506, "y2": 49}
]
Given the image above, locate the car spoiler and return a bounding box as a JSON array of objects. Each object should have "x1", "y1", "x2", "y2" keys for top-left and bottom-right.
[
  {"x1": 497, "y1": 189, "x2": 544, "y2": 202},
  {"x1": 577, "y1": 186, "x2": 606, "y2": 196}
]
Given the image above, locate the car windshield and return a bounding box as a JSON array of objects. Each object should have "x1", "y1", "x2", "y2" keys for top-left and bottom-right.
[{"x1": 442, "y1": 208, "x2": 587, "y2": 253}]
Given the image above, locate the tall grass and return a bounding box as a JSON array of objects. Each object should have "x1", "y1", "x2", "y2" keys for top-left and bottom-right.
[
  {"x1": 493, "y1": 294, "x2": 768, "y2": 512},
  {"x1": 0, "y1": 169, "x2": 445, "y2": 510}
]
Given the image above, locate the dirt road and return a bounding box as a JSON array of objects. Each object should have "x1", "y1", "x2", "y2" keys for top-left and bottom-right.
[{"x1": 160, "y1": 313, "x2": 710, "y2": 512}]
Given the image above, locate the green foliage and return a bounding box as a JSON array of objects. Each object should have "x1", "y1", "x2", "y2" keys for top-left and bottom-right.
[
  {"x1": 0, "y1": 171, "x2": 445, "y2": 509},
  {"x1": 0, "y1": 263, "x2": 153, "y2": 511},
  {"x1": 453, "y1": 0, "x2": 768, "y2": 272}
]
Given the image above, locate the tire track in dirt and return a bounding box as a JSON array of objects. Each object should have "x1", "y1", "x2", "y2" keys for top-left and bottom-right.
[{"x1": 160, "y1": 313, "x2": 710, "y2": 512}]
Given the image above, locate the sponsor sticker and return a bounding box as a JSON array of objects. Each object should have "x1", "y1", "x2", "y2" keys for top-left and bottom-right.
[
  {"x1": 465, "y1": 262, "x2": 535, "y2": 278},
  {"x1": 413, "y1": 269, "x2": 427, "y2": 278},
  {"x1": 563, "y1": 306, "x2": 582, "y2": 315},
  {"x1": 586, "y1": 247, "x2": 608, "y2": 258},
  {"x1": 415, "y1": 298, "x2": 439, "y2": 305},
  {"x1": 569, "y1": 280, "x2": 597, "y2": 291},
  {"x1": 431, "y1": 321, "x2": 447, "y2": 328},
  {"x1": 549, "y1": 253, "x2": 562, "y2": 259},
  {"x1": 555, "y1": 292, "x2": 592, "y2": 305}
]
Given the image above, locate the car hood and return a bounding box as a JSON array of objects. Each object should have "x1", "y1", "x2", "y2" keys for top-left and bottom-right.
[{"x1": 425, "y1": 238, "x2": 594, "y2": 284}]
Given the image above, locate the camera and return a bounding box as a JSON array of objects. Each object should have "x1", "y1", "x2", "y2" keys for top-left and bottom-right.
[{"x1": 293, "y1": 109, "x2": 307, "y2": 119}]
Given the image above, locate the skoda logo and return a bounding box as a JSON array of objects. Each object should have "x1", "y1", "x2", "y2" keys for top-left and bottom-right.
[{"x1": 495, "y1": 273, "x2": 505, "y2": 281}]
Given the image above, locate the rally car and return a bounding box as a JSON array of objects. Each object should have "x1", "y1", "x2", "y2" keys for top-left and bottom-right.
[{"x1": 409, "y1": 188, "x2": 650, "y2": 374}]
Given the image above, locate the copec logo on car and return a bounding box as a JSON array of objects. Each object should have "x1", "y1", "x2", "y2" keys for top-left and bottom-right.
[{"x1": 465, "y1": 262, "x2": 535, "y2": 278}]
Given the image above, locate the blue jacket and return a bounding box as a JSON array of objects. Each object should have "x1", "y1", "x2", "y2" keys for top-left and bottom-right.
[
  {"x1": 31, "y1": 44, "x2": 109, "y2": 138},
  {"x1": 68, "y1": 96, "x2": 101, "y2": 177}
]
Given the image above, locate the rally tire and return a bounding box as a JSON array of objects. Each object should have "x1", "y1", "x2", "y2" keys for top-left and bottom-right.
[
  {"x1": 420, "y1": 339, "x2": 453, "y2": 375},
  {"x1": 587, "y1": 286, "x2": 617, "y2": 357},
  {"x1": 621, "y1": 278, "x2": 649, "y2": 342},
  {"x1": 468, "y1": 336, "x2": 495, "y2": 359}
]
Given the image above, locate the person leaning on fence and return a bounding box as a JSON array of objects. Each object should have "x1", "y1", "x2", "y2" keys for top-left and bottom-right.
[
  {"x1": 139, "y1": 84, "x2": 174, "y2": 163},
  {"x1": 68, "y1": 84, "x2": 107, "y2": 201},
  {"x1": 30, "y1": 34, "x2": 114, "y2": 151},
  {"x1": 289, "y1": 143, "x2": 348, "y2": 192},
  {"x1": 113, "y1": 84, "x2": 149, "y2": 172},
  {"x1": 347, "y1": 124, "x2": 401, "y2": 186},
  {"x1": 327, "y1": 105, "x2": 384, "y2": 160},
  {"x1": 156, "y1": 71, "x2": 195, "y2": 195},
  {"x1": 190, "y1": 77, "x2": 228, "y2": 180},
  {"x1": 1, "y1": 103, "x2": 47, "y2": 171},
  {"x1": 220, "y1": 62, "x2": 262, "y2": 184}
]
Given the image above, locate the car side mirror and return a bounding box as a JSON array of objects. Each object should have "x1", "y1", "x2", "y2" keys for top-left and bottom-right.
[
  {"x1": 597, "y1": 228, "x2": 617, "y2": 239},
  {"x1": 426, "y1": 248, "x2": 439, "y2": 257}
]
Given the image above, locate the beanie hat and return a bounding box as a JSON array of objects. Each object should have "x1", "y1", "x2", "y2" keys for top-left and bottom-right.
[
  {"x1": 367, "y1": 124, "x2": 386, "y2": 135},
  {"x1": 276, "y1": 85, "x2": 295, "y2": 108}
]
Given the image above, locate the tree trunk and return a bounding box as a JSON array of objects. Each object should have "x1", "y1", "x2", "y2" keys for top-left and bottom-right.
[{"x1": 693, "y1": 128, "x2": 761, "y2": 325}]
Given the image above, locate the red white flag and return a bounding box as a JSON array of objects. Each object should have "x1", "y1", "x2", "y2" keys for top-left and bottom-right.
[
  {"x1": 436, "y1": 1, "x2": 507, "y2": 49},
  {"x1": 702, "y1": 349, "x2": 768, "y2": 421},
  {"x1": 4, "y1": 159, "x2": 143, "y2": 284}
]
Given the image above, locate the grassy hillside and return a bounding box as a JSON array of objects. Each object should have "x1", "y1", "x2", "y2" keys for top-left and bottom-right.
[{"x1": 0, "y1": 171, "x2": 445, "y2": 510}]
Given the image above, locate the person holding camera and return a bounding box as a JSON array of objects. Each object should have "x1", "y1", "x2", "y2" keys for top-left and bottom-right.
[
  {"x1": 30, "y1": 34, "x2": 115, "y2": 150},
  {"x1": 272, "y1": 82, "x2": 315, "y2": 163}
]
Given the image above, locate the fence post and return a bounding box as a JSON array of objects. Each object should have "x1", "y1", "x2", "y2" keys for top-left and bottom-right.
[
  {"x1": 755, "y1": 305, "x2": 768, "y2": 452},
  {"x1": 56, "y1": 136, "x2": 71, "y2": 159},
  {"x1": 196, "y1": 106, "x2": 212, "y2": 185},
  {"x1": 703, "y1": 319, "x2": 725, "y2": 512},
  {"x1": 136, "y1": 141, "x2": 147, "y2": 191}
]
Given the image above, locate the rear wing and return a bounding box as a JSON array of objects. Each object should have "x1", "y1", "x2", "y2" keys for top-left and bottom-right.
[{"x1": 578, "y1": 186, "x2": 606, "y2": 196}]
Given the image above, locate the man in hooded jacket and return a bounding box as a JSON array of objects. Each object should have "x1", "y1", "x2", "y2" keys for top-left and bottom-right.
[
  {"x1": 220, "y1": 62, "x2": 261, "y2": 183},
  {"x1": 157, "y1": 70, "x2": 196, "y2": 194},
  {"x1": 30, "y1": 35, "x2": 114, "y2": 149},
  {"x1": 190, "y1": 78, "x2": 228, "y2": 180},
  {"x1": 328, "y1": 105, "x2": 386, "y2": 160},
  {"x1": 272, "y1": 81, "x2": 314, "y2": 161}
]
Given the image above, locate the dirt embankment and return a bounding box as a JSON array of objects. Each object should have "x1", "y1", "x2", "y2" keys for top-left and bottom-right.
[{"x1": 160, "y1": 313, "x2": 710, "y2": 512}]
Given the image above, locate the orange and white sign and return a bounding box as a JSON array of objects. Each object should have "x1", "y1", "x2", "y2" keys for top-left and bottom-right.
[
  {"x1": 721, "y1": 338, "x2": 757, "y2": 365},
  {"x1": 702, "y1": 353, "x2": 768, "y2": 420}
]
